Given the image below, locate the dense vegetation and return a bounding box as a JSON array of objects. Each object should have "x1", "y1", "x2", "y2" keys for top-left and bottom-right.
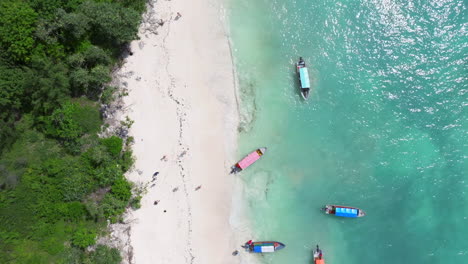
[{"x1": 0, "y1": 0, "x2": 146, "y2": 262}]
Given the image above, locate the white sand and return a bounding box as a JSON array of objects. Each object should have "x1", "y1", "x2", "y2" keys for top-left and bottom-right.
[{"x1": 110, "y1": 0, "x2": 254, "y2": 263}]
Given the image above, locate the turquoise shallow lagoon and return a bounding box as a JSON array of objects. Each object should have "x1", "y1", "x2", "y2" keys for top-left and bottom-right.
[{"x1": 228, "y1": 0, "x2": 467, "y2": 263}]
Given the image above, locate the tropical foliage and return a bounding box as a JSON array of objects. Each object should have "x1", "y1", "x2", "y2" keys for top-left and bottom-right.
[{"x1": 0, "y1": 0, "x2": 146, "y2": 262}]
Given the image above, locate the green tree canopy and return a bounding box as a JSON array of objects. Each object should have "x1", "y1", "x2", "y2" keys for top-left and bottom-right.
[
  {"x1": 0, "y1": 0, "x2": 143, "y2": 261},
  {"x1": 0, "y1": 1, "x2": 38, "y2": 62},
  {"x1": 0, "y1": 61, "x2": 27, "y2": 151},
  {"x1": 23, "y1": 55, "x2": 70, "y2": 116},
  {"x1": 28, "y1": 0, "x2": 64, "y2": 19},
  {"x1": 78, "y1": 1, "x2": 140, "y2": 47},
  {"x1": 0, "y1": 61, "x2": 25, "y2": 119}
]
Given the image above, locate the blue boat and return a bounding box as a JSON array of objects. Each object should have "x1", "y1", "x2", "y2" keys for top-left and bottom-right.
[
  {"x1": 296, "y1": 57, "x2": 310, "y2": 100},
  {"x1": 323, "y1": 205, "x2": 366, "y2": 218},
  {"x1": 244, "y1": 241, "x2": 286, "y2": 253}
]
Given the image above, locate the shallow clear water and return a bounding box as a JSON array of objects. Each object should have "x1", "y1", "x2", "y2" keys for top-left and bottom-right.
[{"x1": 228, "y1": 0, "x2": 467, "y2": 263}]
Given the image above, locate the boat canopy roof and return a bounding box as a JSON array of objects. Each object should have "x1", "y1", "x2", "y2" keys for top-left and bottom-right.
[
  {"x1": 253, "y1": 245, "x2": 275, "y2": 253},
  {"x1": 237, "y1": 151, "x2": 261, "y2": 169},
  {"x1": 299, "y1": 67, "x2": 310, "y2": 88},
  {"x1": 335, "y1": 207, "x2": 358, "y2": 217}
]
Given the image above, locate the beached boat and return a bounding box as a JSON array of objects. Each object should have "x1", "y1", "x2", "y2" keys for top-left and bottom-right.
[
  {"x1": 296, "y1": 57, "x2": 310, "y2": 100},
  {"x1": 230, "y1": 148, "x2": 267, "y2": 174},
  {"x1": 313, "y1": 245, "x2": 325, "y2": 264},
  {"x1": 323, "y1": 205, "x2": 366, "y2": 218},
  {"x1": 244, "y1": 241, "x2": 286, "y2": 253}
]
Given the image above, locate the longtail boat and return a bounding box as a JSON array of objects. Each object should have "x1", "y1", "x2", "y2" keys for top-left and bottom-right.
[
  {"x1": 230, "y1": 148, "x2": 267, "y2": 174},
  {"x1": 244, "y1": 241, "x2": 285, "y2": 253},
  {"x1": 323, "y1": 205, "x2": 366, "y2": 218},
  {"x1": 296, "y1": 57, "x2": 310, "y2": 100},
  {"x1": 313, "y1": 245, "x2": 325, "y2": 264}
]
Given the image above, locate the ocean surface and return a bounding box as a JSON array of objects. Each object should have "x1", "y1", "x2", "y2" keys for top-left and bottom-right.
[{"x1": 227, "y1": 0, "x2": 467, "y2": 263}]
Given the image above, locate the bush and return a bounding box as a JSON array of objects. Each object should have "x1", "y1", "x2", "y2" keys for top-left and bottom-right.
[
  {"x1": 0, "y1": 164, "x2": 19, "y2": 190},
  {"x1": 72, "y1": 227, "x2": 96, "y2": 249},
  {"x1": 129, "y1": 194, "x2": 142, "y2": 210},
  {"x1": 93, "y1": 162, "x2": 122, "y2": 187},
  {"x1": 45, "y1": 101, "x2": 83, "y2": 145},
  {"x1": 86, "y1": 245, "x2": 121, "y2": 264},
  {"x1": 61, "y1": 172, "x2": 93, "y2": 201},
  {"x1": 101, "y1": 194, "x2": 127, "y2": 222},
  {"x1": 36, "y1": 221, "x2": 68, "y2": 255},
  {"x1": 40, "y1": 157, "x2": 93, "y2": 202},
  {"x1": 100, "y1": 86, "x2": 116, "y2": 105},
  {"x1": 64, "y1": 247, "x2": 84, "y2": 264},
  {"x1": 111, "y1": 177, "x2": 131, "y2": 202},
  {"x1": 70, "y1": 99, "x2": 101, "y2": 134},
  {"x1": 59, "y1": 202, "x2": 87, "y2": 221},
  {"x1": 83, "y1": 144, "x2": 111, "y2": 167},
  {"x1": 101, "y1": 136, "x2": 123, "y2": 158},
  {"x1": 44, "y1": 100, "x2": 100, "y2": 149},
  {"x1": 84, "y1": 199, "x2": 104, "y2": 222},
  {"x1": 120, "y1": 149, "x2": 134, "y2": 172}
]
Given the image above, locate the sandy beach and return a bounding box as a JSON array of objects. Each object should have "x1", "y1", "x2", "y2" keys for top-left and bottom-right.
[{"x1": 109, "y1": 0, "x2": 249, "y2": 263}]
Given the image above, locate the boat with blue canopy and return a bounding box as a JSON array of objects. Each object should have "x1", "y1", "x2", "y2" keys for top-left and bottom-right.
[
  {"x1": 296, "y1": 57, "x2": 310, "y2": 100},
  {"x1": 323, "y1": 205, "x2": 366, "y2": 218},
  {"x1": 243, "y1": 241, "x2": 286, "y2": 253}
]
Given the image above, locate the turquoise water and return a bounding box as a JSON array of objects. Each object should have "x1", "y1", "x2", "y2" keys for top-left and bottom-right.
[{"x1": 228, "y1": 0, "x2": 467, "y2": 263}]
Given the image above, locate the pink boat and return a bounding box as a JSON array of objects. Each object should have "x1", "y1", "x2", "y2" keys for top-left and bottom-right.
[{"x1": 230, "y1": 148, "x2": 267, "y2": 174}]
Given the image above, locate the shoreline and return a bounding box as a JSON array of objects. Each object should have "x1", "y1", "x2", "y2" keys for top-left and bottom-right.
[{"x1": 108, "y1": 0, "x2": 254, "y2": 263}]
